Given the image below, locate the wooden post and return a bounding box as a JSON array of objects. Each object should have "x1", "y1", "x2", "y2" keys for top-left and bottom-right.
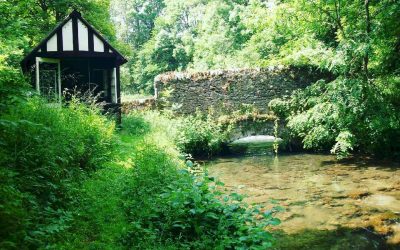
[
  {"x1": 116, "y1": 65, "x2": 122, "y2": 125},
  {"x1": 58, "y1": 61, "x2": 61, "y2": 103},
  {"x1": 36, "y1": 57, "x2": 40, "y2": 93}
]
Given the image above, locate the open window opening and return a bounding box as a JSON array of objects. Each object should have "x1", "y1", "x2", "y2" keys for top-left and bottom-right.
[{"x1": 35, "y1": 57, "x2": 61, "y2": 102}]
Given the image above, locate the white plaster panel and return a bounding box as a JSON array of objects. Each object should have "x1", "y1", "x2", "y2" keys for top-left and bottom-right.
[
  {"x1": 78, "y1": 19, "x2": 89, "y2": 51},
  {"x1": 62, "y1": 19, "x2": 74, "y2": 51},
  {"x1": 47, "y1": 34, "x2": 57, "y2": 51},
  {"x1": 93, "y1": 34, "x2": 104, "y2": 52}
]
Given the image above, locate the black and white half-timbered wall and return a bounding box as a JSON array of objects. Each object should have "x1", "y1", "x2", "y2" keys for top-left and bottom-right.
[{"x1": 21, "y1": 10, "x2": 127, "y2": 121}]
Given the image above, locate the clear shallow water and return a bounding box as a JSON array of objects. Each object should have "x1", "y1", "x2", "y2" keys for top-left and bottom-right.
[{"x1": 207, "y1": 154, "x2": 400, "y2": 248}]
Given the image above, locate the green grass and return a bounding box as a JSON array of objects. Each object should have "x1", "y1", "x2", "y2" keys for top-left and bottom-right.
[
  {"x1": 0, "y1": 101, "x2": 279, "y2": 249},
  {"x1": 54, "y1": 165, "x2": 130, "y2": 249},
  {"x1": 0, "y1": 96, "x2": 116, "y2": 249},
  {"x1": 49, "y1": 111, "x2": 279, "y2": 249},
  {"x1": 50, "y1": 114, "x2": 153, "y2": 249}
]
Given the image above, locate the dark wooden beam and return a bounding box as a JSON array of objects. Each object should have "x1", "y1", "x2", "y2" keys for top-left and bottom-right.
[
  {"x1": 116, "y1": 66, "x2": 121, "y2": 104},
  {"x1": 57, "y1": 29, "x2": 63, "y2": 52},
  {"x1": 35, "y1": 51, "x2": 119, "y2": 59},
  {"x1": 72, "y1": 17, "x2": 79, "y2": 52},
  {"x1": 116, "y1": 66, "x2": 122, "y2": 124},
  {"x1": 41, "y1": 43, "x2": 47, "y2": 53},
  {"x1": 88, "y1": 29, "x2": 94, "y2": 52}
]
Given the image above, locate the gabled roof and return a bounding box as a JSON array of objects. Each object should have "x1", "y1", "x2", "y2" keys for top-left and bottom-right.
[{"x1": 21, "y1": 10, "x2": 127, "y2": 70}]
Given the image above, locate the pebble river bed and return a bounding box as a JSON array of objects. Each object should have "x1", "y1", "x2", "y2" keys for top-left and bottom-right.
[{"x1": 207, "y1": 154, "x2": 400, "y2": 249}]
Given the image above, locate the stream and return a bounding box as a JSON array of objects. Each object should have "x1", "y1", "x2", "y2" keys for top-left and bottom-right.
[{"x1": 207, "y1": 153, "x2": 400, "y2": 249}]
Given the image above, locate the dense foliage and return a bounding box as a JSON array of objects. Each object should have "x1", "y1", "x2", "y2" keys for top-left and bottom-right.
[
  {"x1": 270, "y1": 77, "x2": 400, "y2": 158},
  {"x1": 120, "y1": 114, "x2": 280, "y2": 248},
  {"x1": 176, "y1": 112, "x2": 228, "y2": 158},
  {"x1": 0, "y1": 94, "x2": 115, "y2": 248},
  {"x1": 31, "y1": 111, "x2": 279, "y2": 249},
  {"x1": 114, "y1": 0, "x2": 400, "y2": 158}
]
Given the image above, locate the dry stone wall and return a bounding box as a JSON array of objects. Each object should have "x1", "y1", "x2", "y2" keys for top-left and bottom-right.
[
  {"x1": 154, "y1": 66, "x2": 331, "y2": 114},
  {"x1": 121, "y1": 97, "x2": 155, "y2": 114}
]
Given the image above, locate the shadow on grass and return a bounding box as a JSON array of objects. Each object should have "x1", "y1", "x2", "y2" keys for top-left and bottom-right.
[
  {"x1": 121, "y1": 115, "x2": 151, "y2": 136},
  {"x1": 272, "y1": 227, "x2": 397, "y2": 250}
]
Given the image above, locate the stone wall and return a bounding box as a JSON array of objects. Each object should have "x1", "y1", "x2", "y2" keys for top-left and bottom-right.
[
  {"x1": 154, "y1": 66, "x2": 331, "y2": 114},
  {"x1": 121, "y1": 97, "x2": 155, "y2": 114}
]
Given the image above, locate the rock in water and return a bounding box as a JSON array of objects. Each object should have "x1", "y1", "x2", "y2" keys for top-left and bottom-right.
[
  {"x1": 229, "y1": 135, "x2": 283, "y2": 155},
  {"x1": 231, "y1": 135, "x2": 282, "y2": 145}
]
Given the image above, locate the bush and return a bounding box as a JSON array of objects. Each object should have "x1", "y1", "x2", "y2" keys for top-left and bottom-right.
[
  {"x1": 176, "y1": 112, "x2": 227, "y2": 158},
  {"x1": 122, "y1": 142, "x2": 280, "y2": 249},
  {"x1": 272, "y1": 77, "x2": 400, "y2": 158},
  {"x1": 0, "y1": 96, "x2": 115, "y2": 248},
  {"x1": 0, "y1": 67, "x2": 29, "y2": 114},
  {"x1": 268, "y1": 98, "x2": 290, "y2": 119}
]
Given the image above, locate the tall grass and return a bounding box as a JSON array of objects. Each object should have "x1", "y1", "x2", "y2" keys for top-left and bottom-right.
[
  {"x1": 1, "y1": 98, "x2": 279, "y2": 249},
  {"x1": 51, "y1": 111, "x2": 279, "y2": 249},
  {"x1": 0, "y1": 96, "x2": 115, "y2": 248},
  {"x1": 119, "y1": 112, "x2": 280, "y2": 249}
]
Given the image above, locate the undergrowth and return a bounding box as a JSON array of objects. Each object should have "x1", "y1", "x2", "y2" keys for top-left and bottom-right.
[
  {"x1": 175, "y1": 111, "x2": 228, "y2": 158},
  {"x1": 0, "y1": 95, "x2": 115, "y2": 249},
  {"x1": 174, "y1": 105, "x2": 278, "y2": 158},
  {"x1": 1, "y1": 97, "x2": 280, "y2": 249}
]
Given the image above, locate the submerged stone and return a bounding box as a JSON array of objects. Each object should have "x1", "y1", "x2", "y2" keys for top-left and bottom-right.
[
  {"x1": 230, "y1": 135, "x2": 282, "y2": 145},
  {"x1": 229, "y1": 135, "x2": 282, "y2": 155},
  {"x1": 363, "y1": 194, "x2": 400, "y2": 213}
]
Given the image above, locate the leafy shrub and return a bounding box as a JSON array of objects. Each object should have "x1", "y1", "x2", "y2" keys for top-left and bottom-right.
[
  {"x1": 218, "y1": 104, "x2": 277, "y2": 125},
  {"x1": 174, "y1": 106, "x2": 281, "y2": 157},
  {"x1": 268, "y1": 98, "x2": 290, "y2": 118},
  {"x1": 331, "y1": 131, "x2": 355, "y2": 159},
  {"x1": 175, "y1": 112, "x2": 227, "y2": 158},
  {"x1": 0, "y1": 67, "x2": 29, "y2": 114},
  {"x1": 0, "y1": 96, "x2": 115, "y2": 248},
  {"x1": 272, "y1": 77, "x2": 400, "y2": 158},
  {"x1": 122, "y1": 142, "x2": 280, "y2": 249}
]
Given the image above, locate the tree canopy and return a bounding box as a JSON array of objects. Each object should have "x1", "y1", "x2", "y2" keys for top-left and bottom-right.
[
  {"x1": 1, "y1": 0, "x2": 399, "y2": 157},
  {"x1": 113, "y1": 0, "x2": 398, "y2": 93},
  {"x1": 112, "y1": 0, "x2": 400, "y2": 158}
]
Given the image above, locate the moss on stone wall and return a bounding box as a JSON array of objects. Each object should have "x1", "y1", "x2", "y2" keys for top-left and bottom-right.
[{"x1": 154, "y1": 66, "x2": 332, "y2": 115}]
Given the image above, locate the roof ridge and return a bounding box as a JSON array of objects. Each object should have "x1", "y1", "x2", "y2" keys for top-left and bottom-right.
[{"x1": 21, "y1": 10, "x2": 127, "y2": 70}]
